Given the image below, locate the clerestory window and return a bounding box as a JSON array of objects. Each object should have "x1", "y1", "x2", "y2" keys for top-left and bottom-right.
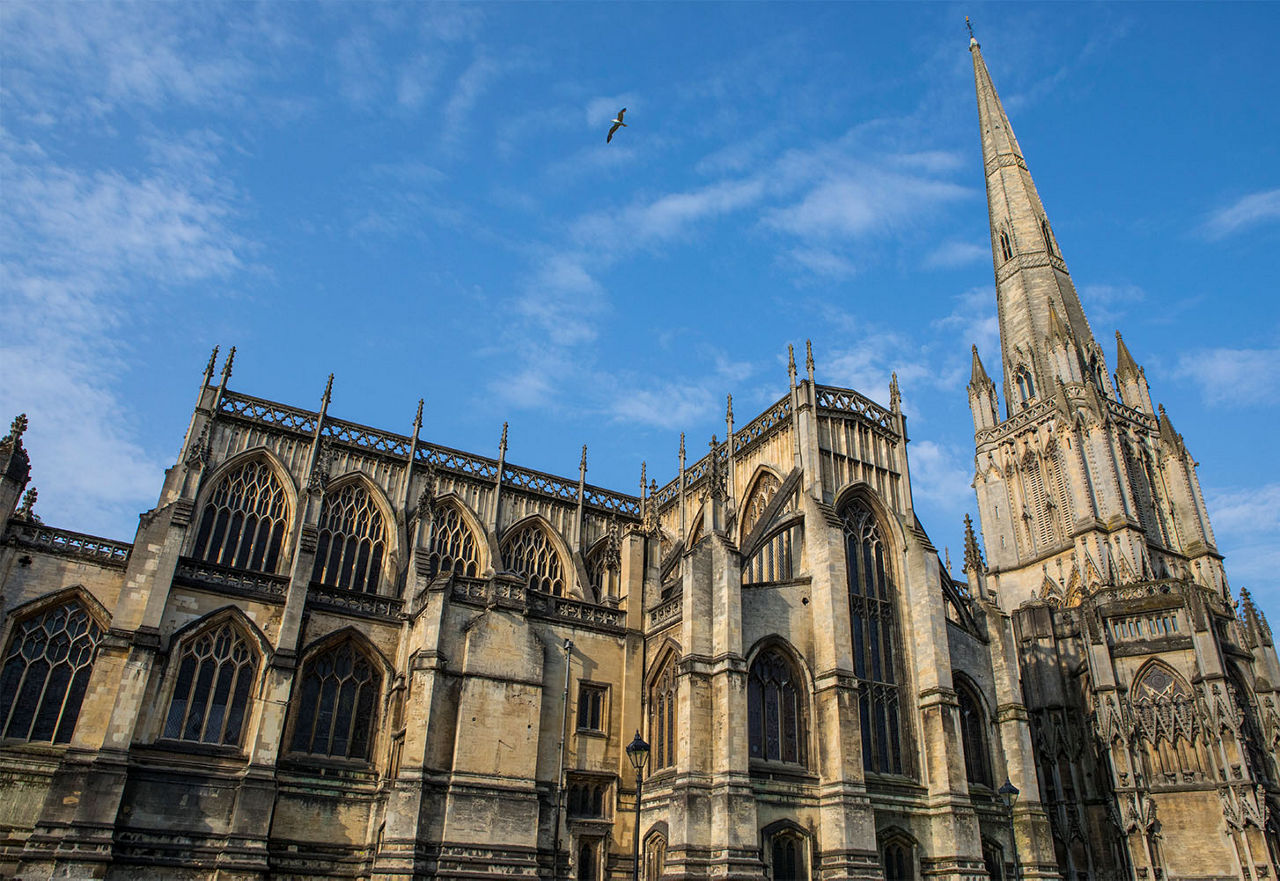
[
  {"x1": 193, "y1": 459, "x2": 288, "y2": 573},
  {"x1": 0, "y1": 599, "x2": 102, "y2": 744},
  {"x1": 501, "y1": 522, "x2": 566, "y2": 595},
  {"x1": 312, "y1": 482, "x2": 386, "y2": 594},
  {"x1": 427, "y1": 503, "x2": 481, "y2": 577}
]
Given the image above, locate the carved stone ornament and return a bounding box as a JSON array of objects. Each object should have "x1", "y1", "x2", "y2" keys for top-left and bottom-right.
[
  {"x1": 416, "y1": 464, "x2": 439, "y2": 522},
  {"x1": 185, "y1": 422, "x2": 211, "y2": 468},
  {"x1": 308, "y1": 439, "x2": 333, "y2": 495}
]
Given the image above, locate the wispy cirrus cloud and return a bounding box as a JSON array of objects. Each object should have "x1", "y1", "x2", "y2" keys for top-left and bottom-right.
[
  {"x1": 926, "y1": 240, "x2": 987, "y2": 269},
  {"x1": 1174, "y1": 346, "x2": 1280, "y2": 407},
  {"x1": 932, "y1": 286, "x2": 1000, "y2": 358},
  {"x1": 1205, "y1": 482, "x2": 1280, "y2": 605},
  {"x1": 765, "y1": 169, "x2": 970, "y2": 239},
  {"x1": 1202, "y1": 188, "x2": 1280, "y2": 239}
]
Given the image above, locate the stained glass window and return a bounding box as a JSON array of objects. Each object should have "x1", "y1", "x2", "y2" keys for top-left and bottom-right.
[
  {"x1": 312, "y1": 482, "x2": 386, "y2": 593},
  {"x1": 163, "y1": 621, "x2": 257, "y2": 746},
  {"x1": 193, "y1": 459, "x2": 288, "y2": 573},
  {"x1": 290, "y1": 638, "x2": 380, "y2": 760},
  {"x1": 748, "y1": 648, "x2": 806, "y2": 766},
  {"x1": 0, "y1": 600, "x2": 102, "y2": 743},
  {"x1": 502, "y1": 523, "x2": 566, "y2": 595}
]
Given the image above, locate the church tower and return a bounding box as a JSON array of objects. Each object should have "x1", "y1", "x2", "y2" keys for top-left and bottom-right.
[{"x1": 967, "y1": 31, "x2": 1280, "y2": 881}]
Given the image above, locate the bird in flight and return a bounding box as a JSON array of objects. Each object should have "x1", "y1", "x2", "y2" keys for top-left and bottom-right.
[{"x1": 606, "y1": 108, "x2": 627, "y2": 143}]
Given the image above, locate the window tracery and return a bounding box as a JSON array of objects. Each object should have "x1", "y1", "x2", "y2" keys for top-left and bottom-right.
[
  {"x1": 882, "y1": 839, "x2": 913, "y2": 881},
  {"x1": 956, "y1": 676, "x2": 993, "y2": 787},
  {"x1": 769, "y1": 829, "x2": 808, "y2": 881},
  {"x1": 748, "y1": 648, "x2": 807, "y2": 766},
  {"x1": 290, "y1": 637, "x2": 380, "y2": 761},
  {"x1": 843, "y1": 499, "x2": 907, "y2": 776},
  {"x1": 743, "y1": 525, "x2": 800, "y2": 585},
  {"x1": 502, "y1": 522, "x2": 566, "y2": 595},
  {"x1": 644, "y1": 832, "x2": 667, "y2": 881},
  {"x1": 193, "y1": 459, "x2": 288, "y2": 573},
  {"x1": 1015, "y1": 367, "x2": 1036, "y2": 404},
  {"x1": 163, "y1": 621, "x2": 258, "y2": 746},
  {"x1": 741, "y1": 472, "x2": 781, "y2": 538},
  {"x1": 428, "y1": 503, "x2": 481, "y2": 577},
  {"x1": 312, "y1": 482, "x2": 386, "y2": 593},
  {"x1": 999, "y1": 230, "x2": 1013, "y2": 262},
  {"x1": 0, "y1": 600, "x2": 102, "y2": 743},
  {"x1": 650, "y1": 658, "x2": 677, "y2": 771}
]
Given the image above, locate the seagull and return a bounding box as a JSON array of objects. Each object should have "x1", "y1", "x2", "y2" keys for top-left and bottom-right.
[{"x1": 606, "y1": 108, "x2": 627, "y2": 143}]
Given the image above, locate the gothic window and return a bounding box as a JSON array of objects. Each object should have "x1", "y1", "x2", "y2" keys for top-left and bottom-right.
[
  {"x1": 192, "y1": 459, "x2": 288, "y2": 573},
  {"x1": 578, "y1": 683, "x2": 607, "y2": 732},
  {"x1": 982, "y1": 839, "x2": 1005, "y2": 881},
  {"x1": 999, "y1": 230, "x2": 1013, "y2": 262},
  {"x1": 882, "y1": 839, "x2": 913, "y2": 881},
  {"x1": 650, "y1": 658, "x2": 678, "y2": 771},
  {"x1": 1122, "y1": 443, "x2": 1166, "y2": 546},
  {"x1": 290, "y1": 637, "x2": 381, "y2": 761},
  {"x1": 311, "y1": 482, "x2": 386, "y2": 594},
  {"x1": 501, "y1": 522, "x2": 566, "y2": 595},
  {"x1": 644, "y1": 832, "x2": 667, "y2": 881},
  {"x1": 584, "y1": 539, "x2": 618, "y2": 603},
  {"x1": 163, "y1": 621, "x2": 258, "y2": 746},
  {"x1": 843, "y1": 499, "x2": 908, "y2": 776},
  {"x1": 741, "y1": 472, "x2": 782, "y2": 537},
  {"x1": 1041, "y1": 218, "x2": 1054, "y2": 256},
  {"x1": 1023, "y1": 453, "x2": 1059, "y2": 549},
  {"x1": 428, "y1": 503, "x2": 480, "y2": 577},
  {"x1": 0, "y1": 600, "x2": 102, "y2": 744},
  {"x1": 1130, "y1": 662, "x2": 1200, "y2": 781},
  {"x1": 1015, "y1": 368, "x2": 1035, "y2": 404},
  {"x1": 769, "y1": 830, "x2": 808, "y2": 881},
  {"x1": 748, "y1": 648, "x2": 807, "y2": 767},
  {"x1": 743, "y1": 525, "x2": 800, "y2": 586},
  {"x1": 576, "y1": 839, "x2": 600, "y2": 880},
  {"x1": 956, "y1": 676, "x2": 993, "y2": 788},
  {"x1": 566, "y1": 777, "x2": 609, "y2": 818}
]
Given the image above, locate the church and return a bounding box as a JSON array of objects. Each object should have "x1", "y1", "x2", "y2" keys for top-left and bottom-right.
[{"x1": 0, "y1": 33, "x2": 1276, "y2": 881}]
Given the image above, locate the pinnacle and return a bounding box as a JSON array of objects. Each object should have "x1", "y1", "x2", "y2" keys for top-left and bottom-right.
[
  {"x1": 1115, "y1": 330, "x2": 1140, "y2": 377},
  {"x1": 969, "y1": 345, "x2": 991, "y2": 386}
]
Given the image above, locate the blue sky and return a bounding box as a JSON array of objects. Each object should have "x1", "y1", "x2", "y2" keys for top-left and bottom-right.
[{"x1": 2, "y1": 2, "x2": 1278, "y2": 617}]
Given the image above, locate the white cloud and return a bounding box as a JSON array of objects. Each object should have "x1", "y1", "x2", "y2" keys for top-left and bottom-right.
[
  {"x1": 926, "y1": 240, "x2": 987, "y2": 269},
  {"x1": 784, "y1": 247, "x2": 857, "y2": 281},
  {"x1": 931, "y1": 286, "x2": 1000, "y2": 361},
  {"x1": 1202, "y1": 189, "x2": 1280, "y2": 239},
  {"x1": 1205, "y1": 482, "x2": 1280, "y2": 609},
  {"x1": 765, "y1": 170, "x2": 969, "y2": 240},
  {"x1": 1174, "y1": 347, "x2": 1280, "y2": 407},
  {"x1": 1079, "y1": 282, "x2": 1145, "y2": 327},
  {"x1": 907, "y1": 439, "x2": 974, "y2": 509}
]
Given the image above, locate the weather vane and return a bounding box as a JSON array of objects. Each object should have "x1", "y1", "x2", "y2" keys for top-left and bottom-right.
[{"x1": 965, "y1": 16, "x2": 975, "y2": 40}]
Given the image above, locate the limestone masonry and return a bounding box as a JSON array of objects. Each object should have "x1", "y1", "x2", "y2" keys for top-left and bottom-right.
[{"x1": 0, "y1": 35, "x2": 1275, "y2": 881}]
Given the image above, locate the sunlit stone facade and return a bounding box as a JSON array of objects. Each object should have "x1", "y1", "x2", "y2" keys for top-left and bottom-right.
[{"x1": 0, "y1": 36, "x2": 1276, "y2": 881}]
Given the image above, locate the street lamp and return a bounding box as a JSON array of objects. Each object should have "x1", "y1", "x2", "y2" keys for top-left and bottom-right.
[
  {"x1": 626, "y1": 731, "x2": 651, "y2": 881},
  {"x1": 999, "y1": 778, "x2": 1021, "y2": 881}
]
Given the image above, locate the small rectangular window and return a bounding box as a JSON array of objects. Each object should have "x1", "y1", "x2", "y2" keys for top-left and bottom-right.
[{"x1": 577, "y1": 684, "x2": 607, "y2": 732}]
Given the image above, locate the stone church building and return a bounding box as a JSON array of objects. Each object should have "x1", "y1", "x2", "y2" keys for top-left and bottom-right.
[{"x1": 0, "y1": 34, "x2": 1277, "y2": 881}]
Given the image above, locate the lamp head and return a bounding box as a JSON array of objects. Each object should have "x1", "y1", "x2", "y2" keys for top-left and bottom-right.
[
  {"x1": 998, "y1": 777, "x2": 1020, "y2": 809},
  {"x1": 625, "y1": 730, "x2": 650, "y2": 771}
]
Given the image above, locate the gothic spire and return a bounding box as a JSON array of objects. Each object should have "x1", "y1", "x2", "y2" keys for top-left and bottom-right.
[
  {"x1": 971, "y1": 35, "x2": 1102, "y2": 413},
  {"x1": 963, "y1": 513, "x2": 984, "y2": 573},
  {"x1": 1115, "y1": 330, "x2": 1139, "y2": 379},
  {"x1": 970, "y1": 345, "x2": 991, "y2": 387}
]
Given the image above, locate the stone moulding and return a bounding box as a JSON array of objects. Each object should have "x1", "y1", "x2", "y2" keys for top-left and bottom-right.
[
  {"x1": 173, "y1": 557, "x2": 288, "y2": 602},
  {"x1": 7, "y1": 520, "x2": 131, "y2": 567},
  {"x1": 448, "y1": 576, "x2": 626, "y2": 633},
  {"x1": 305, "y1": 583, "x2": 405, "y2": 621}
]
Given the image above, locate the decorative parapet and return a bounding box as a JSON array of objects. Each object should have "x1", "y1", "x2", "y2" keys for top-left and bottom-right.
[
  {"x1": 307, "y1": 583, "x2": 404, "y2": 621},
  {"x1": 174, "y1": 557, "x2": 288, "y2": 602},
  {"x1": 8, "y1": 520, "x2": 131, "y2": 567},
  {"x1": 1106, "y1": 398, "x2": 1157, "y2": 431},
  {"x1": 448, "y1": 577, "x2": 625, "y2": 633},
  {"x1": 734, "y1": 394, "x2": 793, "y2": 455},
  {"x1": 531, "y1": 592, "x2": 626, "y2": 631},
  {"x1": 217, "y1": 388, "x2": 640, "y2": 520},
  {"x1": 814, "y1": 385, "x2": 895, "y2": 433},
  {"x1": 648, "y1": 595, "x2": 682, "y2": 630},
  {"x1": 974, "y1": 397, "x2": 1058, "y2": 445}
]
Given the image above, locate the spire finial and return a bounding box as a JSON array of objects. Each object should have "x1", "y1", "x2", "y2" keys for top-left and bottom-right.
[
  {"x1": 726, "y1": 393, "x2": 734, "y2": 424},
  {"x1": 499, "y1": 421, "x2": 509, "y2": 456},
  {"x1": 963, "y1": 513, "x2": 985, "y2": 573},
  {"x1": 413, "y1": 399, "x2": 424, "y2": 434},
  {"x1": 580, "y1": 444, "x2": 588, "y2": 476},
  {"x1": 322, "y1": 373, "x2": 334, "y2": 406},
  {"x1": 805, "y1": 339, "x2": 815, "y2": 382},
  {"x1": 640, "y1": 461, "x2": 647, "y2": 496},
  {"x1": 889, "y1": 372, "x2": 901, "y2": 411},
  {"x1": 966, "y1": 15, "x2": 975, "y2": 44},
  {"x1": 945, "y1": 547, "x2": 952, "y2": 575},
  {"x1": 221, "y1": 346, "x2": 236, "y2": 380},
  {"x1": 203, "y1": 346, "x2": 219, "y2": 383},
  {"x1": 678, "y1": 432, "x2": 686, "y2": 467},
  {"x1": 17, "y1": 487, "x2": 37, "y2": 520},
  {"x1": 5, "y1": 414, "x2": 28, "y2": 444}
]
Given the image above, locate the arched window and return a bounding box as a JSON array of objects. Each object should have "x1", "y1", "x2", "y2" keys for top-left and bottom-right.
[
  {"x1": 0, "y1": 599, "x2": 102, "y2": 743},
  {"x1": 577, "y1": 839, "x2": 599, "y2": 881},
  {"x1": 192, "y1": 459, "x2": 288, "y2": 573},
  {"x1": 502, "y1": 522, "x2": 567, "y2": 595},
  {"x1": 584, "y1": 540, "x2": 618, "y2": 603},
  {"x1": 748, "y1": 648, "x2": 807, "y2": 767},
  {"x1": 955, "y1": 677, "x2": 993, "y2": 787},
  {"x1": 769, "y1": 830, "x2": 808, "y2": 881},
  {"x1": 882, "y1": 839, "x2": 913, "y2": 881},
  {"x1": 163, "y1": 620, "x2": 258, "y2": 746},
  {"x1": 290, "y1": 637, "x2": 381, "y2": 760},
  {"x1": 566, "y1": 776, "x2": 609, "y2": 818},
  {"x1": 843, "y1": 499, "x2": 907, "y2": 776},
  {"x1": 312, "y1": 482, "x2": 386, "y2": 593},
  {"x1": 982, "y1": 839, "x2": 1005, "y2": 881},
  {"x1": 1015, "y1": 368, "x2": 1035, "y2": 404},
  {"x1": 649, "y1": 658, "x2": 678, "y2": 771},
  {"x1": 428, "y1": 503, "x2": 481, "y2": 577},
  {"x1": 644, "y1": 832, "x2": 667, "y2": 881},
  {"x1": 741, "y1": 472, "x2": 782, "y2": 537},
  {"x1": 999, "y1": 230, "x2": 1013, "y2": 262},
  {"x1": 1041, "y1": 218, "x2": 1054, "y2": 256}
]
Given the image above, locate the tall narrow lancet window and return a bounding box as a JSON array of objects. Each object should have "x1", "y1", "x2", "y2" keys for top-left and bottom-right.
[
  {"x1": 649, "y1": 659, "x2": 678, "y2": 771},
  {"x1": 843, "y1": 499, "x2": 907, "y2": 776},
  {"x1": 312, "y1": 482, "x2": 386, "y2": 593},
  {"x1": 1041, "y1": 218, "x2": 1054, "y2": 256},
  {"x1": 193, "y1": 459, "x2": 288, "y2": 573},
  {"x1": 1015, "y1": 368, "x2": 1036, "y2": 404},
  {"x1": 502, "y1": 523, "x2": 566, "y2": 595},
  {"x1": 163, "y1": 621, "x2": 258, "y2": 746},
  {"x1": 999, "y1": 230, "x2": 1013, "y2": 262},
  {"x1": 748, "y1": 648, "x2": 807, "y2": 766},
  {"x1": 956, "y1": 677, "x2": 993, "y2": 787},
  {"x1": 290, "y1": 638, "x2": 381, "y2": 761},
  {"x1": 0, "y1": 600, "x2": 103, "y2": 743},
  {"x1": 427, "y1": 504, "x2": 480, "y2": 577},
  {"x1": 882, "y1": 840, "x2": 912, "y2": 881}
]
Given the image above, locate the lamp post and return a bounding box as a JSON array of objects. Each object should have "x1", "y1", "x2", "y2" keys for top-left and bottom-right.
[
  {"x1": 999, "y1": 777, "x2": 1021, "y2": 881},
  {"x1": 626, "y1": 730, "x2": 650, "y2": 881}
]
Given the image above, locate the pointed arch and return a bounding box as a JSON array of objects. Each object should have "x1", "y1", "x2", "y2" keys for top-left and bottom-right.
[
  {"x1": 954, "y1": 672, "x2": 994, "y2": 788},
  {"x1": 312, "y1": 472, "x2": 395, "y2": 594},
  {"x1": 746, "y1": 638, "x2": 811, "y2": 768},
  {"x1": 687, "y1": 502, "x2": 705, "y2": 545},
  {"x1": 738, "y1": 466, "x2": 784, "y2": 544},
  {"x1": 647, "y1": 642, "x2": 681, "y2": 772},
  {"x1": 500, "y1": 515, "x2": 572, "y2": 596},
  {"x1": 191, "y1": 447, "x2": 295, "y2": 574},
  {"x1": 837, "y1": 490, "x2": 910, "y2": 777},
  {"x1": 427, "y1": 493, "x2": 488, "y2": 577},
  {"x1": 0, "y1": 589, "x2": 106, "y2": 744},
  {"x1": 878, "y1": 827, "x2": 917, "y2": 881},
  {"x1": 288, "y1": 627, "x2": 386, "y2": 761},
  {"x1": 161, "y1": 607, "x2": 264, "y2": 747},
  {"x1": 762, "y1": 819, "x2": 812, "y2": 881},
  {"x1": 583, "y1": 534, "x2": 619, "y2": 603}
]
